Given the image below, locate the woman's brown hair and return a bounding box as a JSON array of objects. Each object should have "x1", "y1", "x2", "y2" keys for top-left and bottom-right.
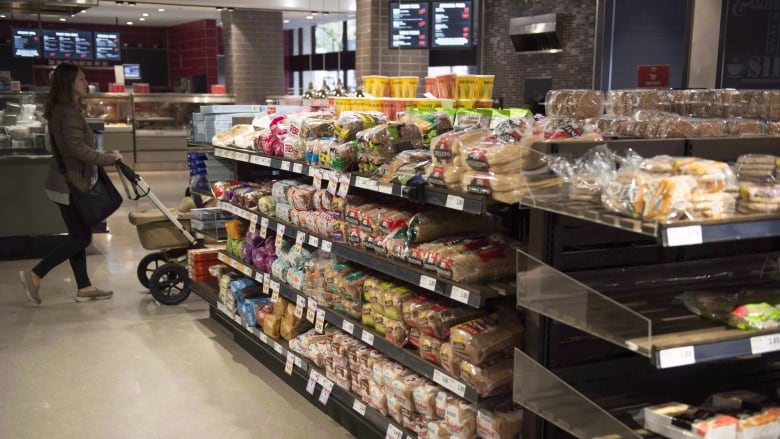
[{"x1": 43, "y1": 63, "x2": 82, "y2": 120}]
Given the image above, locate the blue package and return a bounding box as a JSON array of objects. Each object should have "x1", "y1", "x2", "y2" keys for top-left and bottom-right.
[
  {"x1": 238, "y1": 297, "x2": 273, "y2": 327},
  {"x1": 230, "y1": 278, "x2": 257, "y2": 302}
]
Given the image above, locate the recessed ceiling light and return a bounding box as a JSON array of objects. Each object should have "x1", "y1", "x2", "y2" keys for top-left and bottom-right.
[
  {"x1": 80, "y1": 10, "x2": 87, "y2": 13},
  {"x1": 157, "y1": 8, "x2": 165, "y2": 12},
  {"x1": 59, "y1": 18, "x2": 66, "y2": 21},
  {"x1": 306, "y1": 14, "x2": 314, "y2": 19},
  {"x1": 283, "y1": 19, "x2": 290, "y2": 23},
  {"x1": 0, "y1": 14, "x2": 6, "y2": 18},
  {"x1": 142, "y1": 12, "x2": 148, "y2": 16},
  {"x1": 126, "y1": 21, "x2": 133, "y2": 25},
  {"x1": 139, "y1": 17, "x2": 145, "y2": 21}
]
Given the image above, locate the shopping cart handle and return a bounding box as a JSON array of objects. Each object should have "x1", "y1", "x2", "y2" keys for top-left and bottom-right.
[{"x1": 115, "y1": 159, "x2": 139, "y2": 182}]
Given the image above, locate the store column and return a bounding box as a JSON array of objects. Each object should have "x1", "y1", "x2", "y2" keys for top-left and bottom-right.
[
  {"x1": 221, "y1": 10, "x2": 285, "y2": 104},
  {"x1": 355, "y1": 0, "x2": 429, "y2": 94}
]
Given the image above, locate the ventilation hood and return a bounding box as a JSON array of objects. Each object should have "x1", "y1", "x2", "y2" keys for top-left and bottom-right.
[
  {"x1": 509, "y1": 13, "x2": 563, "y2": 54},
  {"x1": 1, "y1": 0, "x2": 98, "y2": 16}
]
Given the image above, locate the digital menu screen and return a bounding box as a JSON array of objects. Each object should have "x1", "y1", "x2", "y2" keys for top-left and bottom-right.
[
  {"x1": 12, "y1": 28, "x2": 41, "y2": 58},
  {"x1": 389, "y1": 2, "x2": 429, "y2": 49},
  {"x1": 94, "y1": 32, "x2": 121, "y2": 61},
  {"x1": 432, "y1": 1, "x2": 472, "y2": 48},
  {"x1": 43, "y1": 30, "x2": 93, "y2": 60}
]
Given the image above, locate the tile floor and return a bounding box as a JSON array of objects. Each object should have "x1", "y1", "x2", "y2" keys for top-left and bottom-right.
[{"x1": 0, "y1": 171, "x2": 352, "y2": 439}]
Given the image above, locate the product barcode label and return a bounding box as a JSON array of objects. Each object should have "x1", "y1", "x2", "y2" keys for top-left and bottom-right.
[
  {"x1": 449, "y1": 286, "x2": 470, "y2": 305},
  {"x1": 658, "y1": 346, "x2": 696, "y2": 368},
  {"x1": 255, "y1": 272, "x2": 264, "y2": 284},
  {"x1": 271, "y1": 281, "x2": 280, "y2": 302},
  {"x1": 315, "y1": 309, "x2": 326, "y2": 334},
  {"x1": 306, "y1": 298, "x2": 318, "y2": 323},
  {"x1": 352, "y1": 399, "x2": 367, "y2": 416},
  {"x1": 320, "y1": 240, "x2": 332, "y2": 253},
  {"x1": 262, "y1": 274, "x2": 270, "y2": 294},
  {"x1": 318, "y1": 379, "x2": 334, "y2": 405},
  {"x1": 215, "y1": 148, "x2": 228, "y2": 158},
  {"x1": 259, "y1": 217, "x2": 269, "y2": 238},
  {"x1": 258, "y1": 331, "x2": 268, "y2": 344},
  {"x1": 665, "y1": 225, "x2": 703, "y2": 247},
  {"x1": 327, "y1": 172, "x2": 339, "y2": 195},
  {"x1": 306, "y1": 369, "x2": 319, "y2": 394},
  {"x1": 312, "y1": 169, "x2": 323, "y2": 189},
  {"x1": 419, "y1": 275, "x2": 437, "y2": 291},
  {"x1": 217, "y1": 302, "x2": 228, "y2": 315},
  {"x1": 386, "y1": 423, "x2": 404, "y2": 439},
  {"x1": 276, "y1": 224, "x2": 286, "y2": 240},
  {"x1": 445, "y1": 195, "x2": 465, "y2": 211},
  {"x1": 285, "y1": 352, "x2": 295, "y2": 375},
  {"x1": 249, "y1": 214, "x2": 258, "y2": 235},
  {"x1": 295, "y1": 231, "x2": 306, "y2": 249},
  {"x1": 361, "y1": 331, "x2": 375, "y2": 346},
  {"x1": 354, "y1": 176, "x2": 378, "y2": 191},
  {"x1": 292, "y1": 163, "x2": 303, "y2": 174},
  {"x1": 432, "y1": 369, "x2": 467, "y2": 397},
  {"x1": 750, "y1": 334, "x2": 780, "y2": 354},
  {"x1": 337, "y1": 173, "x2": 351, "y2": 197},
  {"x1": 342, "y1": 319, "x2": 355, "y2": 335},
  {"x1": 280, "y1": 161, "x2": 291, "y2": 171},
  {"x1": 295, "y1": 296, "x2": 306, "y2": 319}
]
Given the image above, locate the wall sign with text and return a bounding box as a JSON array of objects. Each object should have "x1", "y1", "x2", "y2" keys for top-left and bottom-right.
[{"x1": 720, "y1": 0, "x2": 780, "y2": 88}]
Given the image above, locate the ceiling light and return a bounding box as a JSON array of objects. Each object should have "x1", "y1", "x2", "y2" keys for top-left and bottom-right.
[
  {"x1": 0, "y1": 14, "x2": 6, "y2": 18},
  {"x1": 311, "y1": 11, "x2": 318, "y2": 15},
  {"x1": 157, "y1": 8, "x2": 165, "y2": 12},
  {"x1": 126, "y1": 21, "x2": 133, "y2": 25},
  {"x1": 227, "y1": 8, "x2": 234, "y2": 11},
  {"x1": 283, "y1": 19, "x2": 290, "y2": 23},
  {"x1": 59, "y1": 18, "x2": 66, "y2": 21},
  {"x1": 306, "y1": 14, "x2": 314, "y2": 19},
  {"x1": 80, "y1": 10, "x2": 87, "y2": 13},
  {"x1": 216, "y1": 6, "x2": 223, "y2": 10},
  {"x1": 139, "y1": 17, "x2": 145, "y2": 21},
  {"x1": 142, "y1": 12, "x2": 148, "y2": 16}
]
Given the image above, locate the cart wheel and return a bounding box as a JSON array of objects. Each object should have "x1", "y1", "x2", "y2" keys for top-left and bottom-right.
[
  {"x1": 148, "y1": 263, "x2": 192, "y2": 305},
  {"x1": 137, "y1": 252, "x2": 168, "y2": 289}
]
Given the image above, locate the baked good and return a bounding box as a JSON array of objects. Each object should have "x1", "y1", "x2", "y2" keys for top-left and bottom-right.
[
  {"x1": 729, "y1": 118, "x2": 766, "y2": 136},
  {"x1": 477, "y1": 402, "x2": 524, "y2": 439},
  {"x1": 602, "y1": 169, "x2": 653, "y2": 218},
  {"x1": 643, "y1": 402, "x2": 738, "y2": 439},
  {"x1": 444, "y1": 399, "x2": 478, "y2": 439},
  {"x1": 736, "y1": 154, "x2": 778, "y2": 182},
  {"x1": 642, "y1": 176, "x2": 698, "y2": 221},
  {"x1": 439, "y1": 342, "x2": 462, "y2": 376},
  {"x1": 674, "y1": 158, "x2": 735, "y2": 193},
  {"x1": 690, "y1": 192, "x2": 736, "y2": 219},
  {"x1": 546, "y1": 89, "x2": 605, "y2": 118},
  {"x1": 450, "y1": 314, "x2": 524, "y2": 365},
  {"x1": 334, "y1": 111, "x2": 387, "y2": 142}
]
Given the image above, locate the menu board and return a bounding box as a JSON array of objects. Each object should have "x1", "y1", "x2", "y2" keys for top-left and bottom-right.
[
  {"x1": 95, "y1": 32, "x2": 121, "y2": 61},
  {"x1": 432, "y1": 1, "x2": 472, "y2": 48},
  {"x1": 43, "y1": 30, "x2": 93, "y2": 60},
  {"x1": 389, "y1": 2, "x2": 429, "y2": 49},
  {"x1": 12, "y1": 28, "x2": 41, "y2": 58}
]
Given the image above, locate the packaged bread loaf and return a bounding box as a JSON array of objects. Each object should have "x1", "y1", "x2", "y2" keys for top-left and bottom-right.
[
  {"x1": 418, "y1": 303, "x2": 483, "y2": 339},
  {"x1": 412, "y1": 381, "x2": 440, "y2": 418},
  {"x1": 450, "y1": 314, "x2": 524, "y2": 365},
  {"x1": 403, "y1": 295, "x2": 433, "y2": 328},
  {"x1": 674, "y1": 158, "x2": 736, "y2": 193},
  {"x1": 641, "y1": 175, "x2": 698, "y2": 221},
  {"x1": 689, "y1": 192, "x2": 736, "y2": 219},
  {"x1": 383, "y1": 286, "x2": 416, "y2": 321},
  {"x1": 736, "y1": 154, "x2": 778, "y2": 183},
  {"x1": 437, "y1": 242, "x2": 518, "y2": 284},
  {"x1": 435, "y1": 390, "x2": 456, "y2": 419},
  {"x1": 427, "y1": 419, "x2": 450, "y2": 439},
  {"x1": 384, "y1": 317, "x2": 409, "y2": 347},
  {"x1": 477, "y1": 402, "x2": 524, "y2": 439},
  {"x1": 459, "y1": 358, "x2": 513, "y2": 397},
  {"x1": 439, "y1": 342, "x2": 462, "y2": 376},
  {"x1": 369, "y1": 380, "x2": 388, "y2": 416},
  {"x1": 356, "y1": 121, "x2": 425, "y2": 156},
  {"x1": 464, "y1": 135, "x2": 541, "y2": 173},
  {"x1": 407, "y1": 209, "x2": 501, "y2": 244},
  {"x1": 602, "y1": 169, "x2": 653, "y2": 218},
  {"x1": 445, "y1": 399, "x2": 478, "y2": 439},
  {"x1": 334, "y1": 111, "x2": 387, "y2": 142},
  {"x1": 419, "y1": 333, "x2": 444, "y2": 364},
  {"x1": 546, "y1": 89, "x2": 605, "y2": 118}
]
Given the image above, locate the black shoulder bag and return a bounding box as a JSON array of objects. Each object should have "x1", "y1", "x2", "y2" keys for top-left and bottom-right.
[{"x1": 50, "y1": 134, "x2": 123, "y2": 226}]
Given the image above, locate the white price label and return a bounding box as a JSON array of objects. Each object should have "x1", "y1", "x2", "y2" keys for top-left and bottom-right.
[
  {"x1": 432, "y1": 369, "x2": 467, "y2": 397},
  {"x1": 271, "y1": 282, "x2": 280, "y2": 302},
  {"x1": 249, "y1": 214, "x2": 258, "y2": 235},
  {"x1": 255, "y1": 272, "x2": 265, "y2": 283},
  {"x1": 229, "y1": 259, "x2": 240, "y2": 270},
  {"x1": 750, "y1": 334, "x2": 780, "y2": 354},
  {"x1": 318, "y1": 379, "x2": 334, "y2": 405},
  {"x1": 658, "y1": 346, "x2": 696, "y2": 368},
  {"x1": 215, "y1": 148, "x2": 227, "y2": 158},
  {"x1": 306, "y1": 298, "x2": 318, "y2": 323},
  {"x1": 295, "y1": 295, "x2": 306, "y2": 319},
  {"x1": 294, "y1": 356, "x2": 303, "y2": 368},
  {"x1": 666, "y1": 225, "x2": 704, "y2": 247},
  {"x1": 352, "y1": 399, "x2": 367, "y2": 416},
  {"x1": 337, "y1": 173, "x2": 351, "y2": 197},
  {"x1": 315, "y1": 309, "x2": 326, "y2": 334},
  {"x1": 285, "y1": 352, "x2": 295, "y2": 375},
  {"x1": 274, "y1": 342, "x2": 284, "y2": 355},
  {"x1": 445, "y1": 194, "x2": 465, "y2": 211},
  {"x1": 419, "y1": 275, "x2": 437, "y2": 291},
  {"x1": 217, "y1": 302, "x2": 228, "y2": 315},
  {"x1": 235, "y1": 152, "x2": 250, "y2": 162},
  {"x1": 355, "y1": 176, "x2": 378, "y2": 191},
  {"x1": 262, "y1": 275, "x2": 270, "y2": 294},
  {"x1": 342, "y1": 319, "x2": 355, "y2": 335},
  {"x1": 280, "y1": 161, "x2": 292, "y2": 171},
  {"x1": 312, "y1": 169, "x2": 323, "y2": 189},
  {"x1": 296, "y1": 231, "x2": 306, "y2": 249},
  {"x1": 377, "y1": 183, "x2": 394, "y2": 194},
  {"x1": 386, "y1": 423, "x2": 404, "y2": 439},
  {"x1": 259, "y1": 156, "x2": 273, "y2": 167},
  {"x1": 277, "y1": 224, "x2": 286, "y2": 239},
  {"x1": 361, "y1": 331, "x2": 375, "y2": 346},
  {"x1": 233, "y1": 313, "x2": 242, "y2": 325},
  {"x1": 259, "y1": 217, "x2": 269, "y2": 238},
  {"x1": 258, "y1": 332, "x2": 268, "y2": 344},
  {"x1": 246, "y1": 321, "x2": 255, "y2": 332},
  {"x1": 308, "y1": 166, "x2": 317, "y2": 177},
  {"x1": 275, "y1": 229, "x2": 285, "y2": 249},
  {"x1": 306, "y1": 369, "x2": 319, "y2": 394},
  {"x1": 327, "y1": 173, "x2": 339, "y2": 195},
  {"x1": 293, "y1": 163, "x2": 304, "y2": 174},
  {"x1": 449, "y1": 286, "x2": 470, "y2": 305},
  {"x1": 308, "y1": 235, "x2": 319, "y2": 247},
  {"x1": 217, "y1": 252, "x2": 227, "y2": 263},
  {"x1": 320, "y1": 240, "x2": 332, "y2": 253}
]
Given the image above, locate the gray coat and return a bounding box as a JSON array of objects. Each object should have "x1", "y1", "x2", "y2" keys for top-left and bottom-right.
[{"x1": 44, "y1": 102, "x2": 117, "y2": 193}]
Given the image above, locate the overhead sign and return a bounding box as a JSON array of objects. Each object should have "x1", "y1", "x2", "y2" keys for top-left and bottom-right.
[{"x1": 637, "y1": 64, "x2": 669, "y2": 88}]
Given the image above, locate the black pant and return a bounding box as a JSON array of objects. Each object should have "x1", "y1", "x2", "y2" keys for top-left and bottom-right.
[{"x1": 32, "y1": 199, "x2": 92, "y2": 289}]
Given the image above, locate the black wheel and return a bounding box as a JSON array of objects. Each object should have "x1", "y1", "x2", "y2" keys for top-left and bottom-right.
[
  {"x1": 137, "y1": 252, "x2": 167, "y2": 288},
  {"x1": 148, "y1": 263, "x2": 192, "y2": 305}
]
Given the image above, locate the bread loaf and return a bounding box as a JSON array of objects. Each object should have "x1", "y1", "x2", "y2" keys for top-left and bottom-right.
[{"x1": 450, "y1": 314, "x2": 524, "y2": 365}]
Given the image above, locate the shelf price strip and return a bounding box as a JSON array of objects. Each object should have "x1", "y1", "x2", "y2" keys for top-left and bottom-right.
[
  {"x1": 657, "y1": 346, "x2": 696, "y2": 368},
  {"x1": 665, "y1": 225, "x2": 703, "y2": 247},
  {"x1": 386, "y1": 423, "x2": 404, "y2": 439},
  {"x1": 750, "y1": 334, "x2": 780, "y2": 355},
  {"x1": 306, "y1": 369, "x2": 319, "y2": 395},
  {"x1": 432, "y1": 369, "x2": 467, "y2": 398}
]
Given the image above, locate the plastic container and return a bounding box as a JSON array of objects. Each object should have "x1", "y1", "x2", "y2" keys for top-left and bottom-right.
[
  {"x1": 435, "y1": 73, "x2": 457, "y2": 99},
  {"x1": 363, "y1": 75, "x2": 389, "y2": 97}
]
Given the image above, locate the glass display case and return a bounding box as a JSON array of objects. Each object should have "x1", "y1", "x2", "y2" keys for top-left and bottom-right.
[
  {"x1": 0, "y1": 92, "x2": 47, "y2": 155},
  {"x1": 82, "y1": 93, "x2": 134, "y2": 164}
]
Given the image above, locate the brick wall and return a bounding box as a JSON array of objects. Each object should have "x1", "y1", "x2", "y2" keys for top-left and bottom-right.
[
  {"x1": 482, "y1": 0, "x2": 597, "y2": 107},
  {"x1": 222, "y1": 10, "x2": 284, "y2": 104},
  {"x1": 168, "y1": 20, "x2": 219, "y2": 90},
  {"x1": 355, "y1": 0, "x2": 429, "y2": 94}
]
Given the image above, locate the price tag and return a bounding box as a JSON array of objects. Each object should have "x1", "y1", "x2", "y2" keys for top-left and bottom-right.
[
  {"x1": 432, "y1": 369, "x2": 467, "y2": 397},
  {"x1": 327, "y1": 172, "x2": 339, "y2": 195},
  {"x1": 352, "y1": 399, "x2": 367, "y2": 416},
  {"x1": 246, "y1": 321, "x2": 255, "y2": 332},
  {"x1": 308, "y1": 235, "x2": 319, "y2": 247},
  {"x1": 271, "y1": 281, "x2": 280, "y2": 302},
  {"x1": 217, "y1": 302, "x2": 228, "y2": 315},
  {"x1": 315, "y1": 309, "x2": 326, "y2": 334},
  {"x1": 233, "y1": 313, "x2": 242, "y2": 325},
  {"x1": 255, "y1": 272, "x2": 265, "y2": 283},
  {"x1": 337, "y1": 173, "x2": 351, "y2": 197},
  {"x1": 258, "y1": 331, "x2": 268, "y2": 344},
  {"x1": 318, "y1": 379, "x2": 334, "y2": 405},
  {"x1": 419, "y1": 275, "x2": 437, "y2": 291},
  {"x1": 295, "y1": 231, "x2": 306, "y2": 250},
  {"x1": 320, "y1": 240, "x2": 332, "y2": 253},
  {"x1": 308, "y1": 166, "x2": 317, "y2": 177},
  {"x1": 386, "y1": 423, "x2": 404, "y2": 439},
  {"x1": 259, "y1": 217, "x2": 269, "y2": 238},
  {"x1": 235, "y1": 152, "x2": 250, "y2": 162},
  {"x1": 262, "y1": 273, "x2": 271, "y2": 294},
  {"x1": 445, "y1": 194, "x2": 465, "y2": 211},
  {"x1": 241, "y1": 265, "x2": 253, "y2": 277},
  {"x1": 292, "y1": 163, "x2": 304, "y2": 174},
  {"x1": 312, "y1": 168, "x2": 323, "y2": 189},
  {"x1": 275, "y1": 224, "x2": 286, "y2": 248},
  {"x1": 750, "y1": 334, "x2": 780, "y2": 354},
  {"x1": 361, "y1": 331, "x2": 375, "y2": 346},
  {"x1": 354, "y1": 176, "x2": 378, "y2": 191},
  {"x1": 306, "y1": 298, "x2": 318, "y2": 323},
  {"x1": 294, "y1": 356, "x2": 303, "y2": 368},
  {"x1": 342, "y1": 319, "x2": 355, "y2": 335},
  {"x1": 259, "y1": 156, "x2": 273, "y2": 167},
  {"x1": 229, "y1": 259, "x2": 240, "y2": 270},
  {"x1": 285, "y1": 352, "x2": 295, "y2": 375},
  {"x1": 274, "y1": 342, "x2": 284, "y2": 355},
  {"x1": 295, "y1": 295, "x2": 306, "y2": 319},
  {"x1": 280, "y1": 161, "x2": 292, "y2": 171},
  {"x1": 665, "y1": 225, "x2": 704, "y2": 247},
  {"x1": 449, "y1": 286, "x2": 470, "y2": 305},
  {"x1": 378, "y1": 183, "x2": 394, "y2": 194},
  {"x1": 306, "y1": 369, "x2": 319, "y2": 395},
  {"x1": 215, "y1": 148, "x2": 227, "y2": 158},
  {"x1": 658, "y1": 346, "x2": 696, "y2": 369},
  {"x1": 249, "y1": 214, "x2": 258, "y2": 235}
]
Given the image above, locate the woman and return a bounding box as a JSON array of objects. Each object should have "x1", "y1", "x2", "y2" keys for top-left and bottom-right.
[{"x1": 19, "y1": 63, "x2": 123, "y2": 304}]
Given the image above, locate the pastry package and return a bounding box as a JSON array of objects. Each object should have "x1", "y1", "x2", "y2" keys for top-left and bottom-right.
[
  {"x1": 689, "y1": 192, "x2": 736, "y2": 219},
  {"x1": 477, "y1": 402, "x2": 524, "y2": 439},
  {"x1": 211, "y1": 124, "x2": 256, "y2": 147},
  {"x1": 547, "y1": 144, "x2": 621, "y2": 203},
  {"x1": 641, "y1": 176, "x2": 699, "y2": 221},
  {"x1": 728, "y1": 118, "x2": 767, "y2": 136},
  {"x1": 736, "y1": 155, "x2": 778, "y2": 183},
  {"x1": 606, "y1": 89, "x2": 667, "y2": 116},
  {"x1": 738, "y1": 183, "x2": 780, "y2": 213},
  {"x1": 602, "y1": 168, "x2": 653, "y2": 218},
  {"x1": 450, "y1": 314, "x2": 524, "y2": 365},
  {"x1": 445, "y1": 399, "x2": 478, "y2": 439},
  {"x1": 546, "y1": 89, "x2": 605, "y2": 118},
  {"x1": 643, "y1": 403, "x2": 738, "y2": 439},
  {"x1": 399, "y1": 108, "x2": 454, "y2": 141},
  {"x1": 459, "y1": 358, "x2": 513, "y2": 397},
  {"x1": 674, "y1": 158, "x2": 736, "y2": 193},
  {"x1": 680, "y1": 289, "x2": 780, "y2": 330},
  {"x1": 334, "y1": 111, "x2": 387, "y2": 142}
]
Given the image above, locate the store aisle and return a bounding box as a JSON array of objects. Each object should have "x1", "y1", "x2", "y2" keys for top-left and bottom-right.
[{"x1": 0, "y1": 171, "x2": 352, "y2": 439}]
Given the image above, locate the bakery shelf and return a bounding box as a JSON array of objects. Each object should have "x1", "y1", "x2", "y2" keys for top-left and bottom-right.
[
  {"x1": 518, "y1": 191, "x2": 780, "y2": 247},
  {"x1": 215, "y1": 200, "x2": 505, "y2": 308},
  {"x1": 516, "y1": 249, "x2": 780, "y2": 368},
  {"x1": 210, "y1": 303, "x2": 410, "y2": 439},
  {"x1": 215, "y1": 250, "x2": 489, "y2": 403},
  {"x1": 212, "y1": 145, "x2": 492, "y2": 215}
]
